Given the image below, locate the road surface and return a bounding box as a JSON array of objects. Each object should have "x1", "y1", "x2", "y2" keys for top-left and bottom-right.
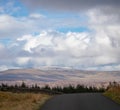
[{"x1": 41, "y1": 93, "x2": 120, "y2": 110}]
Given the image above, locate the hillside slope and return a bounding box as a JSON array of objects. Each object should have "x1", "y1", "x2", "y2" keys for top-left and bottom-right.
[
  {"x1": 104, "y1": 86, "x2": 120, "y2": 104},
  {"x1": 0, "y1": 91, "x2": 50, "y2": 110}
]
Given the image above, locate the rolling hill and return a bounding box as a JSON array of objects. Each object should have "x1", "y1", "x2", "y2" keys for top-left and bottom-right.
[{"x1": 0, "y1": 67, "x2": 120, "y2": 87}]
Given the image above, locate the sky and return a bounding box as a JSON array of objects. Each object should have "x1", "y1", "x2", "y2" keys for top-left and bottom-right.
[{"x1": 0, "y1": 0, "x2": 120, "y2": 71}]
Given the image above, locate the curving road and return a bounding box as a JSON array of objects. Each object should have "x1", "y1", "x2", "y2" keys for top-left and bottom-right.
[{"x1": 41, "y1": 93, "x2": 120, "y2": 110}]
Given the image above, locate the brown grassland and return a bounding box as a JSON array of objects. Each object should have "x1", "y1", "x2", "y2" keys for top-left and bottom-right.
[
  {"x1": 0, "y1": 91, "x2": 51, "y2": 110},
  {"x1": 104, "y1": 86, "x2": 120, "y2": 104}
]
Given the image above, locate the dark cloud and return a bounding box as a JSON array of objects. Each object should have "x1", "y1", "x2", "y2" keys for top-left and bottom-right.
[{"x1": 21, "y1": 0, "x2": 120, "y2": 11}]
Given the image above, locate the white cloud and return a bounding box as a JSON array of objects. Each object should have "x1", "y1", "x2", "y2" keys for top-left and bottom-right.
[
  {"x1": 0, "y1": 27, "x2": 120, "y2": 70},
  {"x1": 0, "y1": 13, "x2": 85, "y2": 38},
  {"x1": 29, "y1": 13, "x2": 46, "y2": 19},
  {"x1": 0, "y1": 15, "x2": 29, "y2": 38},
  {"x1": 17, "y1": 30, "x2": 90, "y2": 56},
  {"x1": 84, "y1": 8, "x2": 120, "y2": 67},
  {"x1": 94, "y1": 56, "x2": 117, "y2": 65},
  {"x1": 17, "y1": 31, "x2": 54, "y2": 52},
  {"x1": 0, "y1": 65, "x2": 8, "y2": 71},
  {"x1": 14, "y1": 30, "x2": 93, "y2": 68},
  {"x1": 0, "y1": 14, "x2": 50, "y2": 38},
  {"x1": 16, "y1": 57, "x2": 31, "y2": 66},
  {"x1": 0, "y1": 1, "x2": 120, "y2": 71}
]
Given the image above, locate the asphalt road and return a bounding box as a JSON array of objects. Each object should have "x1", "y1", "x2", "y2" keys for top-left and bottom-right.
[{"x1": 41, "y1": 93, "x2": 120, "y2": 110}]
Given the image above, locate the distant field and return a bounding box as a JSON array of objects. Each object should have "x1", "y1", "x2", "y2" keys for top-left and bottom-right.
[
  {"x1": 0, "y1": 91, "x2": 51, "y2": 110},
  {"x1": 104, "y1": 86, "x2": 120, "y2": 104}
]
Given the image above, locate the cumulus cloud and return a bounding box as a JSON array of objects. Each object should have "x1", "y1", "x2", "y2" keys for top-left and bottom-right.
[
  {"x1": 0, "y1": 28, "x2": 120, "y2": 70},
  {"x1": 0, "y1": 0, "x2": 120, "y2": 71},
  {"x1": 10, "y1": 29, "x2": 118, "y2": 70},
  {"x1": 17, "y1": 31, "x2": 90, "y2": 55},
  {"x1": 0, "y1": 65, "x2": 8, "y2": 71},
  {"x1": 86, "y1": 8, "x2": 120, "y2": 68},
  {"x1": 0, "y1": 13, "x2": 85, "y2": 38},
  {"x1": 16, "y1": 57, "x2": 31, "y2": 66},
  {"x1": 0, "y1": 14, "x2": 44, "y2": 38},
  {"x1": 29, "y1": 13, "x2": 46, "y2": 19},
  {"x1": 0, "y1": 30, "x2": 90, "y2": 69}
]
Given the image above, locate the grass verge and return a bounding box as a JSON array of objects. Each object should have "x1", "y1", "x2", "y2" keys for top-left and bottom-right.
[
  {"x1": 104, "y1": 86, "x2": 120, "y2": 104},
  {"x1": 0, "y1": 91, "x2": 51, "y2": 110}
]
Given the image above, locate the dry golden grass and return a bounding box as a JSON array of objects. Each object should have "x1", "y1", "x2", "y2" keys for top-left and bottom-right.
[
  {"x1": 0, "y1": 91, "x2": 51, "y2": 110},
  {"x1": 104, "y1": 86, "x2": 120, "y2": 104}
]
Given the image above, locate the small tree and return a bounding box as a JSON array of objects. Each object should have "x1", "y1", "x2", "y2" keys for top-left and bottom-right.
[
  {"x1": 43, "y1": 85, "x2": 51, "y2": 90},
  {"x1": 21, "y1": 82, "x2": 26, "y2": 88}
]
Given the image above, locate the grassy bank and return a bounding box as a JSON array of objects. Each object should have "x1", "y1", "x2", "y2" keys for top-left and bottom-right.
[
  {"x1": 104, "y1": 86, "x2": 120, "y2": 104},
  {"x1": 0, "y1": 91, "x2": 51, "y2": 110}
]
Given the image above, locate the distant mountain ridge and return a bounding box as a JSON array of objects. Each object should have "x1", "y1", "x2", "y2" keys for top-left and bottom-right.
[{"x1": 0, "y1": 68, "x2": 120, "y2": 87}]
